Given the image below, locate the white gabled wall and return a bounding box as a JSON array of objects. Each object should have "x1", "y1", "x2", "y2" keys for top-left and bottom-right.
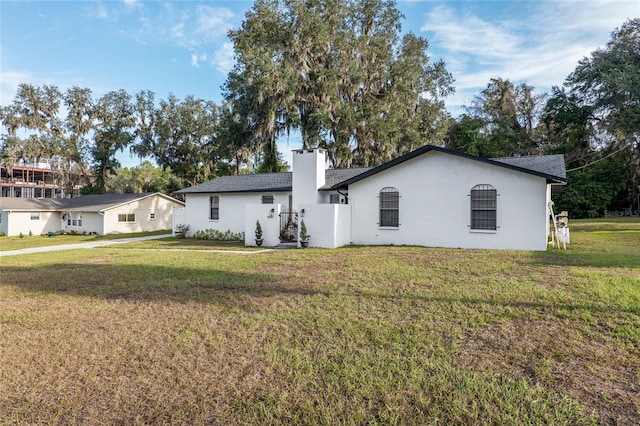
[
  {"x1": 348, "y1": 151, "x2": 549, "y2": 251},
  {"x1": 102, "y1": 195, "x2": 182, "y2": 234}
]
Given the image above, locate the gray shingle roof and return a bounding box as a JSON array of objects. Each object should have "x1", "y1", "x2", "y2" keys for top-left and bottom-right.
[
  {"x1": 0, "y1": 198, "x2": 64, "y2": 211},
  {"x1": 174, "y1": 173, "x2": 292, "y2": 194},
  {"x1": 174, "y1": 146, "x2": 566, "y2": 195},
  {"x1": 63, "y1": 193, "x2": 161, "y2": 211},
  {"x1": 0, "y1": 192, "x2": 183, "y2": 212},
  {"x1": 174, "y1": 168, "x2": 376, "y2": 195},
  {"x1": 491, "y1": 154, "x2": 566, "y2": 181},
  {"x1": 321, "y1": 168, "x2": 372, "y2": 190}
]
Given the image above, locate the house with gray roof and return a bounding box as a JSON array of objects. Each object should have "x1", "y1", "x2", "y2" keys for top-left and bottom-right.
[
  {"x1": 0, "y1": 192, "x2": 184, "y2": 236},
  {"x1": 175, "y1": 145, "x2": 566, "y2": 251}
]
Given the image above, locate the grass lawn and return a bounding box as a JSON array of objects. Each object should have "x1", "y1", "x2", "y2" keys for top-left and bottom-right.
[
  {"x1": 0, "y1": 230, "x2": 172, "y2": 251},
  {"x1": 0, "y1": 219, "x2": 638, "y2": 425}
]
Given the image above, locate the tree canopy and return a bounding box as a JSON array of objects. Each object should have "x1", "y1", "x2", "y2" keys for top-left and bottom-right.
[{"x1": 225, "y1": 0, "x2": 454, "y2": 168}]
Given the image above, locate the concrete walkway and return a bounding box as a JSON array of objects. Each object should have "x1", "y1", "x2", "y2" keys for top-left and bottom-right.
[{"x1": 0, "y1": 234, "x2": 172, "y2": 258}]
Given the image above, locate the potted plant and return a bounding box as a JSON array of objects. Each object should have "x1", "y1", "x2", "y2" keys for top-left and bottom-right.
[
  {"x1": 299, "y1": 220, "x2": 310, "y2": 248},
  {"x1": 255, "y1": 220, "x2": 264, "y2": 246}
]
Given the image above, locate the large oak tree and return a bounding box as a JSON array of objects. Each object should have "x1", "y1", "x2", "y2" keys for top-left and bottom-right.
[{"x1": 224, "y1": 0, "x2": 454, "y2": 168}]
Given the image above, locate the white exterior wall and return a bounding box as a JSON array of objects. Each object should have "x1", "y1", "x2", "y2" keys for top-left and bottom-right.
[
  {"x1": 245, "y1": 203, "x2": 284, "y2": 247},
  {"x1": 348, "y1": 151, "x2": 550, "y2": 251},
  {"x1": 292, "y1": 149, "x2": 326, "y2": 208},
  {"x1": 62, "y1": 212, "x2": 103, "y2": 235},
  {"x1": 102, "y1": 195, "x2": 181, "y2": 235},
  {"x1": 298, "y1": 203, "x2": 351, "y2": 248},
  {"x1": 184, "y1": 192, "x2": 290, "y2": 237},
  {"x1": 1, "y1": 210, "x2": 60, "y2": 236}
]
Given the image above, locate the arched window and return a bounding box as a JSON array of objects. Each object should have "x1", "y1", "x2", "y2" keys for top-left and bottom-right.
[
  {"x1": 470, "y1": 184, "x2": 497, "y2": 230},
  {"x1": 209, "y1": 196, "x2": 219, "y2": 220},
  {"x1": 379, "y1": 187, "x2": 399, "y2": 227}
]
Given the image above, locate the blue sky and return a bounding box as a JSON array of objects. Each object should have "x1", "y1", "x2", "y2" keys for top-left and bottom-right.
[{"x1": 1, "y1": 0, "x2": 638, "y2": 167}]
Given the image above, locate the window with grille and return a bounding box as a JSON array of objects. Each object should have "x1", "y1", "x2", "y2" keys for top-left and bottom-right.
[
  {"x1": 261, "y1": 194, "x2": 274, "y2": 204},
  {"x1": 209, "y1": 196, "x2": 219, "y2": 220},
  {"x1": 30, "y1": 212, "x2": 40, "y2": 221},
  {"x1": 118, "y1": 213, "x2": 136, "y2": 223},
  {"x1": 470, "y1": 184, "x2": 497, "y2": 230},
  {"x1": 379, "y1": 187, "x2": 399, "y2": 227}
]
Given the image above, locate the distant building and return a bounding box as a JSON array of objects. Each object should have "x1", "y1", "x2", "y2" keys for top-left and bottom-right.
[
  {"x1": 0, "y1": 192, "x2": 184, "y2": 236},
  {"x1": 0, "y1": 159, "x2": 88, "y2": 199}
]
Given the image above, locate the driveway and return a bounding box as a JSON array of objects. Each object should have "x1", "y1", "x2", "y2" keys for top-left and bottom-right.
[{"x1": 0, "y1": 235, "x2": 171, "y2": 258}]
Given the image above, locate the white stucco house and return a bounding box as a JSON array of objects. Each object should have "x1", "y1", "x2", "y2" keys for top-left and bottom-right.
[
  {"x1": 0, "y1": 192, "x2": 184, "y2": 236},
  {"x1": 174, "y1": 145, "x2": 566, "y2": 251}
]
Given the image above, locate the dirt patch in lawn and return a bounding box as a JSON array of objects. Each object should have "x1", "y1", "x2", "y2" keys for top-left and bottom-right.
[{"x1": 457, "y1": 318, "x2": 640, "y2": 425}]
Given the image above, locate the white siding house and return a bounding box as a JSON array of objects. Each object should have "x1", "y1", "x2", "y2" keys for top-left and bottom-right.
[
  {"x1": 0, "y1": 193, "x2": 183, "y2": 236},
  {"x1": 175, "y1": 145, "x2": 566, "y2": 251}
]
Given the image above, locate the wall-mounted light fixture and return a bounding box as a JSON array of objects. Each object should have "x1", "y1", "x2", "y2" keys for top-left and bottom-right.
[
  {"x1": 300, "y1": 208, "x2": 305, "y2": 217},
  {"x1": 268, "y1": 208, "x2": 275, "y2": 218}
]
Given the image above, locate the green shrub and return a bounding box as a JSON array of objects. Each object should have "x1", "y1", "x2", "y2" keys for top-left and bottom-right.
[{"x1": 193, "y1": 228, "x2": 245, "y2": 241}]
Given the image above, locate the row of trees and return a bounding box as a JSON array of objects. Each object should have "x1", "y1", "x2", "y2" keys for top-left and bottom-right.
[
  {"x1": 0, "y1": 87, "x2": 261, "y2": 194},
  {"x1": 0, "y1": 0, "x2": 637, "y2": 217}
]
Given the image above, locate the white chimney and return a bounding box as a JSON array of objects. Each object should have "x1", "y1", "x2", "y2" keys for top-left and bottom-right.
[{"x1": 292, "y1": 148, "x2": 326, "y2": 209}]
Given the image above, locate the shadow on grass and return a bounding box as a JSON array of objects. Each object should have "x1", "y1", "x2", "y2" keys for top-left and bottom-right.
[
  {"x1": 528, "y1": 250, "x2": 640, "y2": 269},
  {"x1": 342, "y1": 289, "x2": 640, "y2": 316},
  {"x1": 1, "y1": 263, "x2": 318, "y2": 306}
]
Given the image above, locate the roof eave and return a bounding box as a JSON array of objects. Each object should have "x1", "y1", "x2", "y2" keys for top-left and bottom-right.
[
  {"x1": 337, "y1": 145, "x2": 566, "y2": 187},
  {"x1": 175, "y1": 187, "x2": 292, "y2": 195}
]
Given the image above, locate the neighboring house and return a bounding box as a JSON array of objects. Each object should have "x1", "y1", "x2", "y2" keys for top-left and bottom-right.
[
  {"x1": 175, "y1": 145, "x2": 566, "y2": 251},
  {"x1": 0, "y1": 193, "x2": 184, "y2": 236},
  {"x1": 1, "y1": 160, "x2": 86, "y2": 199}
]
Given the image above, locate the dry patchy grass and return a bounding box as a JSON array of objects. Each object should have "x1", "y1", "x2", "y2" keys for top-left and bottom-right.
[{"x1": 0, "y1": 220, "x2": 638, "y2": 425}]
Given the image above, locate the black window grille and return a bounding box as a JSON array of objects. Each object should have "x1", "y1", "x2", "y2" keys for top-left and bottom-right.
[
  {"x1": 210, "y1": 196, "x2": 219, "y2": 220},
  {"x1": 262, "y1": 194, "x2": 274, "y2": 204},
  {"x1": 470, "y1": 184, "x2": 497, "y2": 230},
  {"x1": 379, "y1": 187, "x2": 399, "y2": 227}
]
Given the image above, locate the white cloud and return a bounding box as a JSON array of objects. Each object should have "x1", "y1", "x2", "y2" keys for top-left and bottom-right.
[
  {"x1": 132, "y1": 4, "x2": 235, "y2": 51},
  {"x1": 419, "y1": 1, "x2": 638, "y2": 116},
  {"x1": 195, "y1": 6, "x2": 235, "y2": 39},
  {"x1": 191, "y1": 53, "x2": 208, "y2": 68},
  {"x1": 213, "y1": 43, "x2": 235, "y2": 74},
  {"x1": 123, "y1": 0, "x2": 142, "y2": 10},
  {"x1": 171, "y1": 21, "x2": 185, "y2": 39},
  {"x1": 87, "y1": 1, "x2": 112, "y2": 20},
  {"x1": 0, "y1": 71, "x2": 33, "y2": 106}
]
